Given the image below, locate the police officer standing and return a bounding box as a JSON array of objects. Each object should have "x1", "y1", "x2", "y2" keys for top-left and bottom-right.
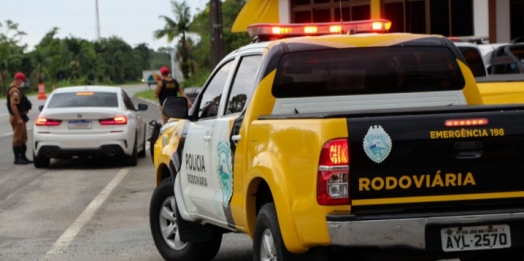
[
  {"x1": 7, "y1": 72, "x2": 33, "y2": 165},
  {"x1": 154, "y1": 66, "x2": 193, "y2": 124}
]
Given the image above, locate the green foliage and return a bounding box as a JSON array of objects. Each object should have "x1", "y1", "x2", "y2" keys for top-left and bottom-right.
[
  {"x1": 150, "y1": 49, "x2": 171, "y2": 70},
  {"x1": 0, "y1": 19, "x2": 170, "y2": 93},
  {"x1": 190, "y1": 0, "x2": 251, "y2": 71},
  {"x1": 0, "y1": 1, "x2": 250, "y2": 95},
  {"x1": 154, "y1": 0, "x2": 194, "y2": 80},
  {"x1": 0, "y1": 20, "x2": 26, "y2": 93},
  {"x1": 181, "y1": 68, "x2": 210, "y2": 88},
  {"x1": 222, "y1": 0, "x2": 251, "y2": 53}
]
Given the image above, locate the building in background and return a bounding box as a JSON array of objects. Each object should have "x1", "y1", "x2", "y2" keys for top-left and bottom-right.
[{"x1": 232, "y1": 0, "x2": 524, "y2": 43}]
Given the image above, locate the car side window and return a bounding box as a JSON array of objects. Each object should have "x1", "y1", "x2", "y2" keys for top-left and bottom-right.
[
  {"x1": 122, "y1": 91, "x2": 136, "y2": 111},
  {"x1": 225, "y1": 55, "x2": 262, "y2": 115},
  {"x1": 198, "y1": 60, "x2": 233, "y2": 119}
]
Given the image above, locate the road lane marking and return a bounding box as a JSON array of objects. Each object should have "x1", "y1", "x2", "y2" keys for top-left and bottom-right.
[{"x1": 45, "y1": 168, "x2": 130, "y2": 255}]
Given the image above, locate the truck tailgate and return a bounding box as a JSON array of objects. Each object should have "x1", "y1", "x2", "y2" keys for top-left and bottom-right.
[{"x1": 346, "y1": 105, "x2": 524, "y2": 215}]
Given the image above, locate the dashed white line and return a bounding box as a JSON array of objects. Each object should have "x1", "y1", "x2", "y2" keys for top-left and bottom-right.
[{"x1": 45, "y1": 168, "x2": 129, "y2": 255}]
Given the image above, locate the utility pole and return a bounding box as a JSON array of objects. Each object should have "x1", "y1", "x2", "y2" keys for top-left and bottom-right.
[
  {"x1": 210, "y1": 0, "x2": 224, "y2": 68},
  {"x1": 95, "y1": 0, "x2": 101, "y2": 41}
]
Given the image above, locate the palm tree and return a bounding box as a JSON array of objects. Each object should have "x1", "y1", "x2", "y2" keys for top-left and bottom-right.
[
  {"x1": 63, "y1": 37, "x2": 87, "y2": 81},
  {"x1": 154, "y1": 0, "x2": 192, "y2": 80}
]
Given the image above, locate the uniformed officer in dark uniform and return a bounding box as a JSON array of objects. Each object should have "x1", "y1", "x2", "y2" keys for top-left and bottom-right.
[
  {"x1": 7, "y1": 72, "x2": 33, "y2": 165},
  {"x1": 154, "y1": 66, "x2": 193, "y2": 124}
]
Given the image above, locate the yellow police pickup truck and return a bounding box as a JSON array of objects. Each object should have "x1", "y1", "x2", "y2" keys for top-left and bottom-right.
[
  {"x1": 455, "y1": 41, "x2": 524, "y2": 104},
  {"x1": 149, "y1": 20, "x2": 524, "y2": 261}
]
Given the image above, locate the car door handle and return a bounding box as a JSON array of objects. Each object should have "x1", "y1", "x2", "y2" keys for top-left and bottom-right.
[
  {"x1": 203, "y1": 135, "x2": 211, "y2": 141},
  {"x1": 232, "y1": 135, "x2": 241, "y2": 145}
]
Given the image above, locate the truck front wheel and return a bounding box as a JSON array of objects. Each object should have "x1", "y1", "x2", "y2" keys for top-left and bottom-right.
[{"x1": 150, "y1": 178, "x2": 221, "y2": 261}]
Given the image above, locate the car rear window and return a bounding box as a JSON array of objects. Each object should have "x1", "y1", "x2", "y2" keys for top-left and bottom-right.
[
  {"x1": 47, "y1": 92, "x2": 119, "y2": 108},
  {"x1": 272, "y1": 46, "x2": 466, "y2": 98}
]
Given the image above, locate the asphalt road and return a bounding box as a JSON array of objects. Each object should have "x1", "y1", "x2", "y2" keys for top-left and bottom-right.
[{"x1": 0, "y1": 84, "x2": 252, "y2": 261}]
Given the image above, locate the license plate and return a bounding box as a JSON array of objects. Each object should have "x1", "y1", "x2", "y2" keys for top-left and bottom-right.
[
  {"x1": 68, "y1": 120, "x2": 92, "y2": 129},
  {"x1": 441, "y1": 224, "x2": 511, "y2": 252}
]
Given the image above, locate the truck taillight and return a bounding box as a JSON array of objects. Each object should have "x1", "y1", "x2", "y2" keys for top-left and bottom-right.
[{"x1": 317, "y1": 138, "x2": 350, "y2": 205}]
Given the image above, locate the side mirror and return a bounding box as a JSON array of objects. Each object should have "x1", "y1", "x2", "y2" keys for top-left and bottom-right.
[
  {"x1": 38, "y1": 105, "x2": 44, "y2": 112},
  {"x1": 137, "y1": 103, "x2": 148, "y2": 111},
  {"x1": 163, "y1": 96, "x2": 188, "y2": 119}
]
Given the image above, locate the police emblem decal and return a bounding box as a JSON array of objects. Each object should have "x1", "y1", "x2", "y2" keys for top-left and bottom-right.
[
  {"x1": 363, "y1": 125, "x2": 392, "y2": 164},
  {"x1": 217, "y1": 141, "x2": 233, "y2": 206}
]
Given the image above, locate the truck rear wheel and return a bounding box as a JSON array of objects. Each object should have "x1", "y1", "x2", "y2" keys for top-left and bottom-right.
[
  {"x1": 150, "y1": 178, "x2": 222, "y2": 261},
  {"x1": 253, "y1": 203, "x2": 295, "y2": 261},
  {"x1": 253, "y1": 203, "x2": 329, "y2": 261}
]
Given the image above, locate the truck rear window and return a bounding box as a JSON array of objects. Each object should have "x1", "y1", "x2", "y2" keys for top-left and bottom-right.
[
  {"x1": 272, "y1": 46, "x2": 466, "y2": 98},
  {"x1": 47, "y1": 92, "x2": 119, "y2": 108}
]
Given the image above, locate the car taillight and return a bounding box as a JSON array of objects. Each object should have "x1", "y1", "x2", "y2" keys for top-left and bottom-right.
[
  {"x1": 99, "y1": 116, "x2": 127, "y2": 125},
  {"x1": 317, "y1": 138, "x2": 350, "y2": 205},
  {"x1": 35, "y1": 117, "x2": 62, "y2": 126}
]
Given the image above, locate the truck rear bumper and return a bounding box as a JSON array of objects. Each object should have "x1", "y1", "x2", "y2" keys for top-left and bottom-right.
[{"x1": 327, "y1": 211, "x2": 524, "y2": 249}]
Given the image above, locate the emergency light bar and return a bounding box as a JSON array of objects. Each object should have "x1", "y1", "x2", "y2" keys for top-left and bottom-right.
[{"x1": 247, "y1": 19, "x2": 392, "y2": 40}]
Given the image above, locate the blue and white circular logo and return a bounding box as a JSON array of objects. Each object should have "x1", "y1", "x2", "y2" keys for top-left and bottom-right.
[
  {"x1": 217, "y1": 141, "x2": 233, "y2": 206},
  {"x1": 363, "y1": 125, "x2": 392, "y2": 164}
]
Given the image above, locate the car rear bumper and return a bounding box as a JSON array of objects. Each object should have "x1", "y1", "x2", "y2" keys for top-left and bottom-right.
[
  {"x1": 327, "y1": 210, "x2": 524, "y2": 249},
  {"x1": 33, "y1": 132, "x2": 132, "y2": 156},
  {"x1": 35, "y1": 145, "x2": 125, "y2": 158}
]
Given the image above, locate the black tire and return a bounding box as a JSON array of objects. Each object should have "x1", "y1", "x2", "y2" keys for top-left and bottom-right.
[
  {"x1": 138, "y1": 125, "x2": 146, "y2": 158},
  {"x1": 149, "y1": 121, "x2": 162, "y2": 163},
  {"x1": 33, "y1": 152, "x2": 50, "y2": 168},
  {"x1": 150, "y1": 178, "x2": 222, "y2": 261},
  {"x1": 253, "y1": 203, "x2": 295, "y2": 261},
  {"x1": 126, "y1": 136, "x2": 138, "y2": 166}
]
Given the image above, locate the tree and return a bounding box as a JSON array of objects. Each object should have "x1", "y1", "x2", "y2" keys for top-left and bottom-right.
[
  {"x1": 0, "y1": 20, "x2": 26, "y2": 93},
  {"x1": 154, "y1": 0, "x2": 192, "y2": 80},
  {"x1": 63, "y1": 36, "x2": 87, "y2": 80},
  {"x1": 133, "y1": 43, "x2": 151, "y2": 71},
  {"x1": 189, "y1": 0, "x2": 250, "y2": 76},
  {"x1": 0, "y1": 19, "x2": 170, "y2": 90},
  {"x1": 33, "y1": 27, "x2": 63, "y2": 85}
]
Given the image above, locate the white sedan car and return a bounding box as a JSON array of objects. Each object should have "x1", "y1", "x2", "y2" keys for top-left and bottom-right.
[{"x1": 33, "y1": 86, "x2": 148, "y2": 168}]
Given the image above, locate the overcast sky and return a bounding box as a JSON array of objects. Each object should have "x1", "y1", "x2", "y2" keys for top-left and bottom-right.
[{"x1": 0, "y1": 0, "x2": 207, "y2": 51}]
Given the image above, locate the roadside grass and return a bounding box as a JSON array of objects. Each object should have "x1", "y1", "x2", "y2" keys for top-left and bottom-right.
[{"x1": 135, "y1": 89, "x2": 157, "y2": 101}]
